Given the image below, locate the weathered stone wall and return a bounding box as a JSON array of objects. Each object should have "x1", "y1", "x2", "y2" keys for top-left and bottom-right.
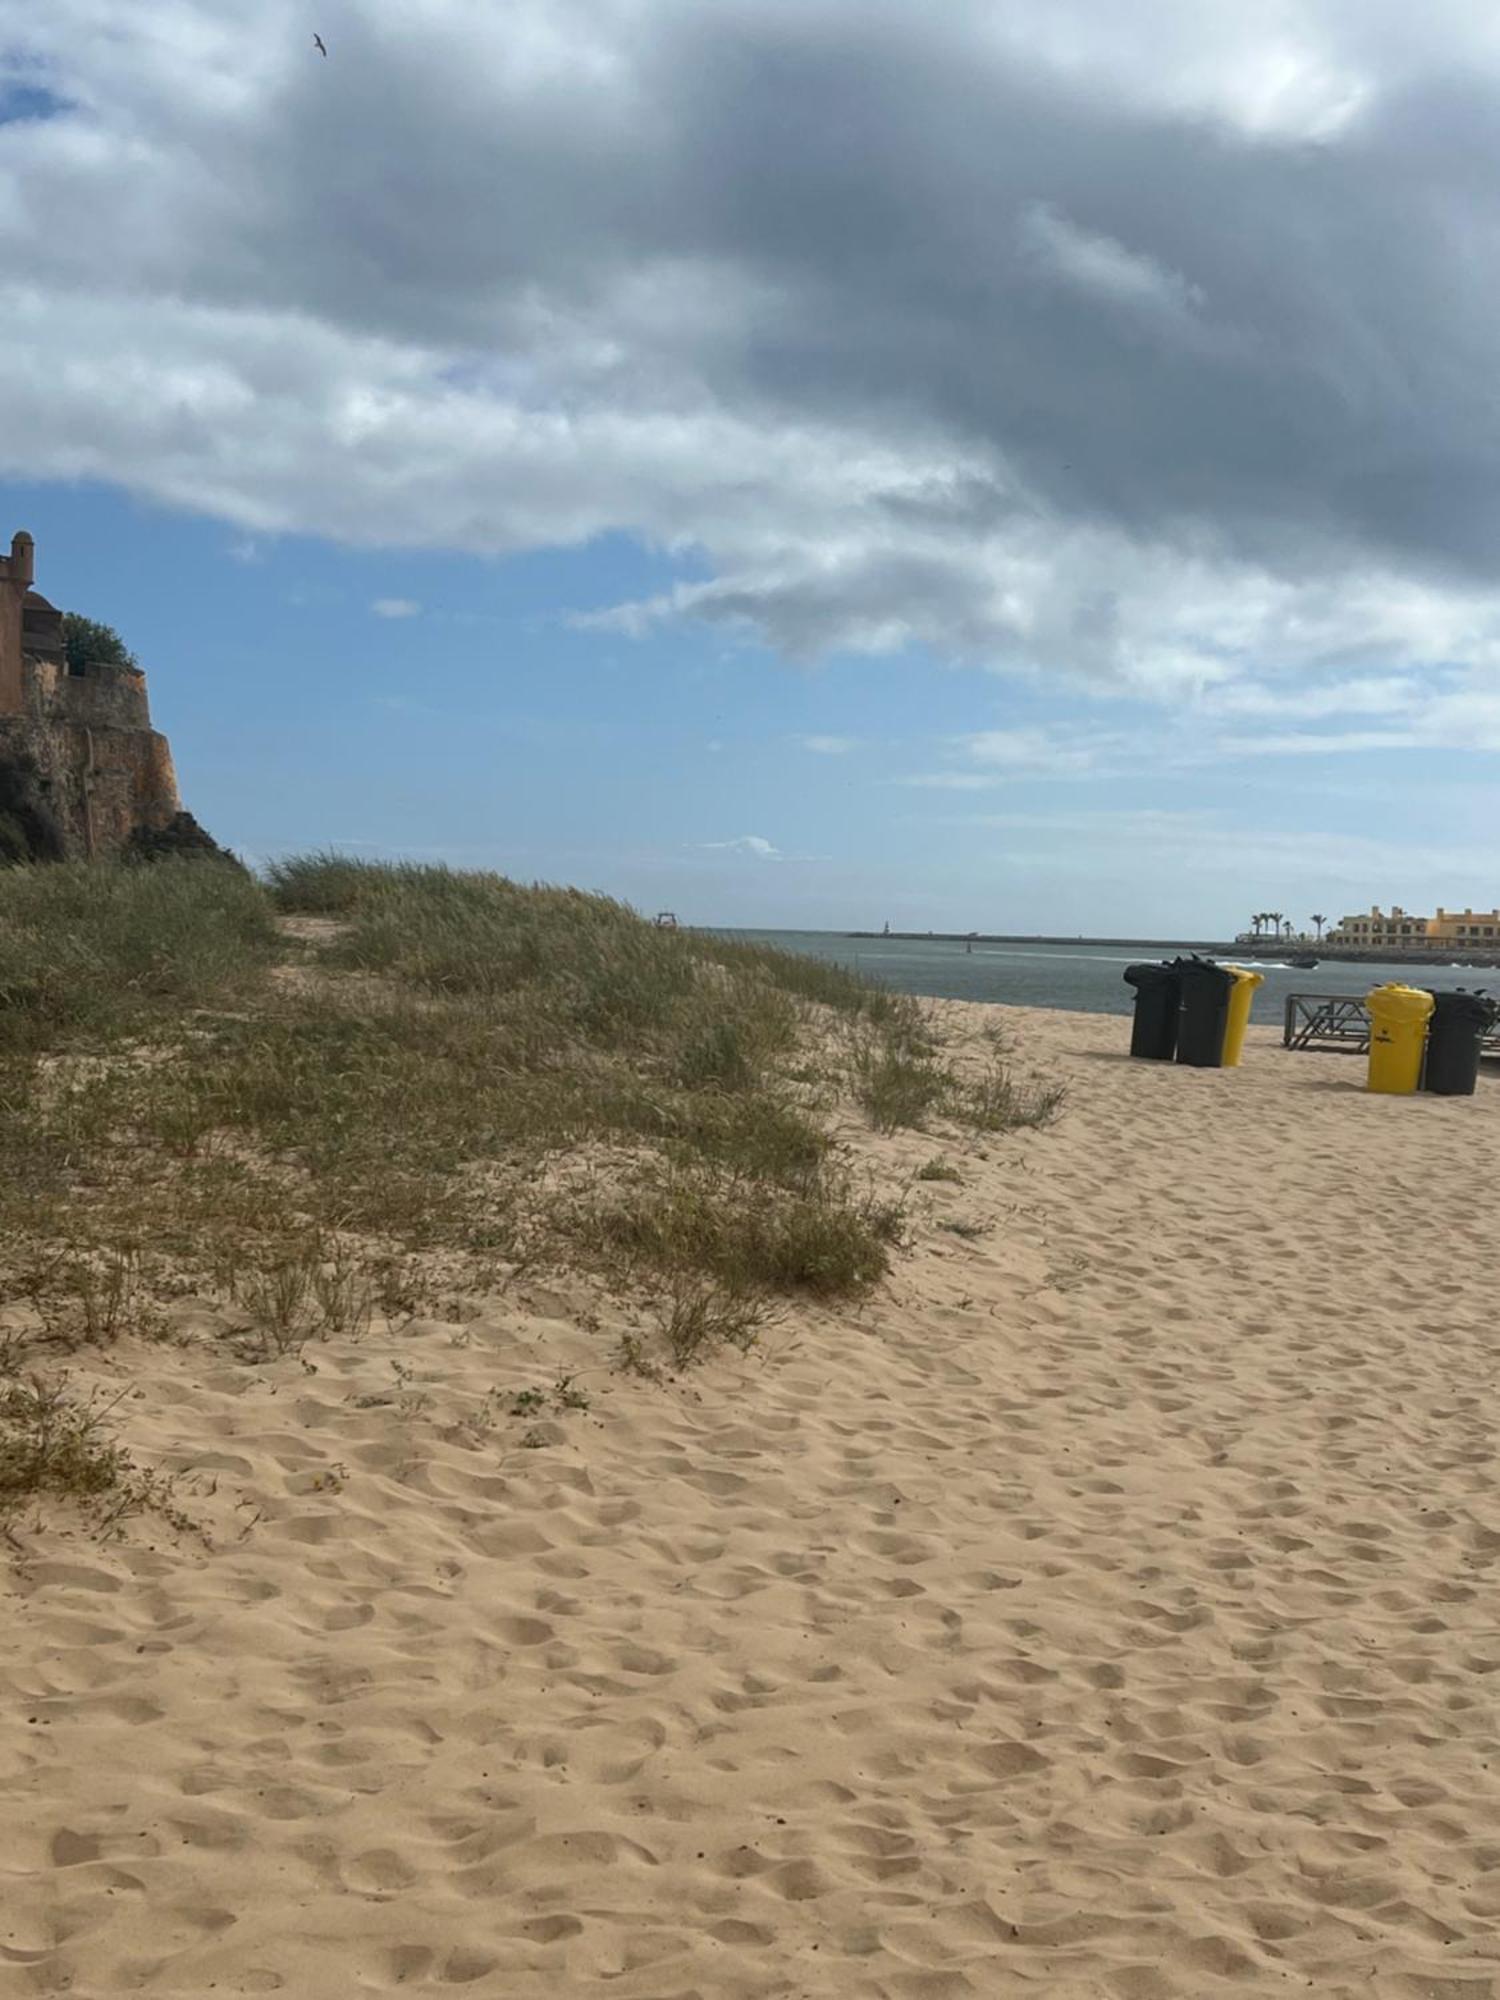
[
  {"x1": 0, "y1": 714, "x2": 180, "y2": 861},
  {"x1": 1, "y1": 529, "x2": 193, "y2": 863},
  {"x1": 25, "y1": 655, "x2": 154, "y2": 733},
  {"x1": 84, "y1": 725, "x2": 181, "y2": 856},
  {"x1": 0, "y1": 531, "x2": 33, "y2": 715}
]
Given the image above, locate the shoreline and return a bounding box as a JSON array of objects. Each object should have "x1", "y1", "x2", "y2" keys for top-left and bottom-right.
[{"x1": 848, "y1": 929, "x2": 1500, "y2": 969}]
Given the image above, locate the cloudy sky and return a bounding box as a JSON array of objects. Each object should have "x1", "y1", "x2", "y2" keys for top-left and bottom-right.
[{"x1": 3, "y1": 0, "x2": 1499, "y2": 932}]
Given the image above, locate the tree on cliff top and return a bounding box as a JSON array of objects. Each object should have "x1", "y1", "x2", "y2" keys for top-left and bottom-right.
[{"x1": 62, "y1": 613, "x2": 137, "y2": 675}]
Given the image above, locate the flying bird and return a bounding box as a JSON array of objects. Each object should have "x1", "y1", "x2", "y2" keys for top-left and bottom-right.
[{"x1": 313, "y1": 32, "x2": 327, "y2": 56}]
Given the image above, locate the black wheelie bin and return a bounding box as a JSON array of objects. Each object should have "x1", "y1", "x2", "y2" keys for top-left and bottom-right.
[
  {"x1": 1123, "y1": 960, "x2": 1183, "y2": 1060},
  {"x1": 1422, "y1": 989, "x2": 1498, "y2": 1096},
  {"x1": 1175, "y1": 958, "x2": 1237, "y2": 1069}
]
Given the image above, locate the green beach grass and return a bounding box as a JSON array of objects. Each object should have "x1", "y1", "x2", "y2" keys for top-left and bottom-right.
[{"x1": 0, "y1": 854, "x2": 1062, "y2": 1508}]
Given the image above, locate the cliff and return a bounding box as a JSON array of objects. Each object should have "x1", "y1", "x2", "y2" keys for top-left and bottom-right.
[{"x1": 0, "y1": 530, "x2": 191, "y2": 863}]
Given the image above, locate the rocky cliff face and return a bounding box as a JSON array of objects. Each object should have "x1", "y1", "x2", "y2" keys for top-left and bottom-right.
[
  {"x1": 0, "y1": 530, "x2": 201, "y2": 864},
  {"x1": 0, "y1": 660, "x2": 183, "y2": 862},
  {"x1": 0, "y1": 738, "x2": 66, "y2": 864}
]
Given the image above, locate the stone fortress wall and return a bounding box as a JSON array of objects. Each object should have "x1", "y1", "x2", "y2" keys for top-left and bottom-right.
[{"x1": 0, "y1": 530, "x2": 183, "y2": 860}]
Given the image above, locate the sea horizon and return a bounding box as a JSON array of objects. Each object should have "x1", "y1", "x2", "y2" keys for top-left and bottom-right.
[{"x1": 708, "y1": 928, "x2": 1500, "y2": 1018}]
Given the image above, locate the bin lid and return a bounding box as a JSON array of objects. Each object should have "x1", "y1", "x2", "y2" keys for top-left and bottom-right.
[
  {"x1": 1123, "y1": 961, "x2": 1180, "y2": 987},
  {"x1": 1366, "y1": 982, "x2": 1435, "y2": 1022},
  {"x1": 1176, "y1": 956, "x2": 1236, "y2": 990},
  {"x1": 1225, "y1": 965, "x2": 1265, "y2": 989},
  {"x1": 1429, "y1": 988, "x2": 1499, "y2": 1025}
]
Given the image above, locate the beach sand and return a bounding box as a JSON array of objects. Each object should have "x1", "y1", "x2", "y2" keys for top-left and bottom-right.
[{"x1": 6, "y1": 1003, "x2": 1500, "y2": 1997}]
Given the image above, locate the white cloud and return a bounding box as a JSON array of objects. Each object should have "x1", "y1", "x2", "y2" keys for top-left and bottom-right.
[
  {"x1": 901, "y1": 727, "x2": 1106, "y2": 785},
  {"x1": 1020, "y1": 203, "x2": 1205, "y2": 320},
  {"x1": 997, "y1": 11, "x2": 1376, "y2": 142},
  {"x1": 1201, "y1": 675, "x2": 1423, "y2": 721},
  {"x1": 372, "y1": 597, "x2": 422, "y2": 619},
  {"x1": 9, "y1": 0, "x2": 1500, "y2": 733},
  {"x1": 960, "y1": 728, "x2": 1101, "y2": 773},
  {"x1": 1212, "y1": 685, "x2": 1500, "y2": 757},
  {"x1": 1215, "y1": 728, "x2": 1422, "y2": 756},
  {"x1": 797, "y1": 735, "x2": 860, "y2": 755},
  {"x1": 698, "y1": 835, "x2": 783, "y2": 860},
  {"x1": 900, "y1": 773, "x2": 1004, "y2": 791}
]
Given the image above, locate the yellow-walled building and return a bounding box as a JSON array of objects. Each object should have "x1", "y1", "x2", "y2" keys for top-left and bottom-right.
[
  {"x1": 1431, "y1": 907, "x2": 1500, "y2": 945},
  {"x1": 1331, "y1": 906, "x2": 1500, "y2": 950}
]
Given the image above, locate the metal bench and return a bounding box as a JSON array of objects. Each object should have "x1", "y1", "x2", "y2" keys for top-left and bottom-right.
[
  {"x1": 1283, "y1": 993, "x2": 1372, "y2": 1052},
  {"x1": 1284, "y1": 991, "x2": 1500, "y2": 1055}
]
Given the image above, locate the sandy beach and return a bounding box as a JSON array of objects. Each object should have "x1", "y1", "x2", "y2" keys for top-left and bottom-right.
[{"x1": 7, "y1": 1001, "x2": 1500, "y2": 1999}]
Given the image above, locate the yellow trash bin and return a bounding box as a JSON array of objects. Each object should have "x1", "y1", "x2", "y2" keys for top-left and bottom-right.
[
  {"x1": 1366, "y1": 984, "x2": 1434, "y2": 1094},
  {"x1": 1222, "y1": 966, "x2": 1264, "y2": 1068}
]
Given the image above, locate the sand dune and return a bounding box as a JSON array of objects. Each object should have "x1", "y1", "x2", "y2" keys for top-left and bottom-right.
[{"x1": 6, "y1": 1005, "x2": 1500, "y2": 1997}]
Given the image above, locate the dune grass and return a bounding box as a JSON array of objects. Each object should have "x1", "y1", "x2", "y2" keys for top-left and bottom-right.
[
  {"x1": 0, "y1": 1375, "x2": 131, "y2": 1515},
  {"x1": 852, "y1": 1034, "x2": 952, "y2": 1134},
  {"x1": 850, "y1": 1028, "x2": 1065, "y2": 1137},
  {"x1": 263, "y1": 849, "x2": 432, "y2": 914},
  {"x1": 0, "y1": 853, "x2": 1061, "y2": 1419},
  {"x1": 962, "y1": 1061, "x2": 1068, "y2": 1132},
  {"x1": 0, "y1": 857, "x2": 896, "y2": 1389},
  {"x1": 0, "y1": 861, "x2": 277, "y2": 1047}
]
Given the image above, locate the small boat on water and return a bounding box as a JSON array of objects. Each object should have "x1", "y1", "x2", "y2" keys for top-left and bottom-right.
[{"x1": 1289, "y1": 954, "x2": 1319, "y2": 970}]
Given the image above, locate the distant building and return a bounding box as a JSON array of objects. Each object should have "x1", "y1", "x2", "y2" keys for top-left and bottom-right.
[
  {"x1": 0, "y1": 529, "x2": 185, "y2": 860},
  {"x1": 1431, "y1": 907, "x2": 1500, "y2": 946},
  {"x1": 1331, "y1": 906, "x2": 1431, "y2": 947},
  {"x1": 1330, "y1": 905, "x2": 1500, "y2": 951}
]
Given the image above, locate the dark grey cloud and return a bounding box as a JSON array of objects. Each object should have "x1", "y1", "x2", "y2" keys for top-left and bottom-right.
[{"x1": 6, "y1": 0, "x2": 1500, "y2": 703}]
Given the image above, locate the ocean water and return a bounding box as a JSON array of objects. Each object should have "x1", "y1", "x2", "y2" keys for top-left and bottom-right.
[{"x1": 718, "y1": 931, "x2": 1493, "y2": 1020}]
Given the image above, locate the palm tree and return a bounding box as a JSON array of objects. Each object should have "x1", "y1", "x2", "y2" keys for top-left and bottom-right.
[
  {"x1": 1310, "y1": 913, "x2": 1326, "y2": 942},
  {"x1": 1249, "y1": 911, "x2": 1267, "y2": 939}
]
